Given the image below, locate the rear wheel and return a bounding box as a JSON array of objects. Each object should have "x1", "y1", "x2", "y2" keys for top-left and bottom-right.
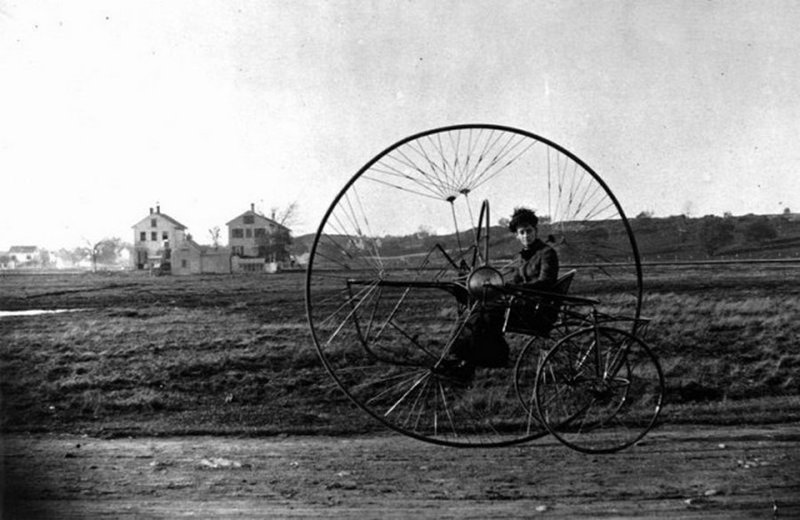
[{"x1": 535, "y1": 326, "x2": 664, "y2": 453}]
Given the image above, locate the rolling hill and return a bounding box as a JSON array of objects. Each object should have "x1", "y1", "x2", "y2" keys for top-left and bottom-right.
[{"x1": 291, "y1": 212, "x2": 800, "y2": 265}]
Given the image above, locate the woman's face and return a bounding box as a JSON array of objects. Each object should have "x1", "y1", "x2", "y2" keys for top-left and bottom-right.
[{"x1": 515, "y1": 224, "x2": 537, "y2": 248}]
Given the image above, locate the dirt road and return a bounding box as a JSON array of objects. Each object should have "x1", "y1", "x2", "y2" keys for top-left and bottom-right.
[{"x1": 2, "y1": 423, "x2": 799, "y2": 519}]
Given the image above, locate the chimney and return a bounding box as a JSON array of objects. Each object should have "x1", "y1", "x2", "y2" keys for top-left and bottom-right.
[
  {"x1": 149, "y1": 207, "x2": 154, "y2": 215},
  {"x1": 156, "y1": 205, "x2": 160, "y2": 214},
  {"x1": 250, "y1": 203, "x2": 255, "y2": 212}
]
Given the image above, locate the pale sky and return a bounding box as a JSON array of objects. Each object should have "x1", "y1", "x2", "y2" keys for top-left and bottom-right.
[{"x1": 2, "y1": 0, "x2": 799, "y2": 250}]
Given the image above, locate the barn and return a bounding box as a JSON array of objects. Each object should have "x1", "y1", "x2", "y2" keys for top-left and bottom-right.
[{"x1": 171, "y1": 239, "x2": 231, "y2": 275}]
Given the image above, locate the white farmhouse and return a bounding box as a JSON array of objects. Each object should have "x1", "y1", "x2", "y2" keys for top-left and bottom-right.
[
  {"x1": 227, "y1": 203, "x2": 291, "y2": 272},
  {"x1": 131, "y1": 205, "x2": 188, "y2": 270}
]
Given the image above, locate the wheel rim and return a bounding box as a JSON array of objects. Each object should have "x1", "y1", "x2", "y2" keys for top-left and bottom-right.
[
  {"x1": 535, "y1": 326, "x2": 664, "y2": 453},
  {"x1": 306, "y1": 124, "x2": 643, "y2": 447}
]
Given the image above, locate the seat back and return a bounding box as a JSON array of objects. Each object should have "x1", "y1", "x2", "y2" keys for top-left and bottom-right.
[{"x1": 551, "y1": 269, "x2": 576, "y2": 296}]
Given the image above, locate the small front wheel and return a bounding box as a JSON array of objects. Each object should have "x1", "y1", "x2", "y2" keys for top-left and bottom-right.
[{"x1": 535, "y1": 326, "x2": 664, "y2": 453}]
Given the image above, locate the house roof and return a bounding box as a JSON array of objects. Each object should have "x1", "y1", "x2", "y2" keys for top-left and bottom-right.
[
  {"x1": 199, "y1": 245, "x2": 230, "y2": 255},
  {"x1": 131, "y1": 211, "x2": 188, "y2": 230},
  {"x1": 226, "y1": 209, "x2": 289, "y2": 231},
  {"x1": 159, "y1": 213, "x2": 188, "y2": 229},
  {"x1": 179, "y1": 238, "x2": 229, "y2": 254},
  {"x1": 182, "y1": 238, "x2": 202, "y2": 251},
  {"x1": 9, "y1": 245, "x2": 39, "y2": 253}
]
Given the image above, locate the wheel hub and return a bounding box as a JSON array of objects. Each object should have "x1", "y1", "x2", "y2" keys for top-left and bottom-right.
[{"x1": 466, "y1": 266, "x2": 504, "y2": 298}]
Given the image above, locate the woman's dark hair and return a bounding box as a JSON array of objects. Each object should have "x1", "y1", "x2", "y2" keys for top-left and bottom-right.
[{"x1": 508, "y1": 207, "x2": 538, "y2": 232}]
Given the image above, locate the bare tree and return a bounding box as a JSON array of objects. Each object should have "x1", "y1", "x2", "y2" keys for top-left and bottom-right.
[
  {"x1": 85, "y1": 237, "x2": 124, "y2": 271},
  {"x1": 259, "y1": 202, "x2": 298, "y2": 263},
  {"x1": 271, "y1": 201, "x2": 300, "y2": 228},
  {"x1": 208, "y1": 226, "x2": 221, "y2": 247}
]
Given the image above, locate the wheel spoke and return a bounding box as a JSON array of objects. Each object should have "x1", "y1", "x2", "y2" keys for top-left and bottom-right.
[
  {"x1": 318, "y1": 281, "x2": 381, "y2": 340},
  {"x1": 382, "y1": 370, "x2": 431, "y2": 417}
]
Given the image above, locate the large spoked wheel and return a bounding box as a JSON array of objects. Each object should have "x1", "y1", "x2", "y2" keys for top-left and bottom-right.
[
  {"x1": 305, "y1": 124, "x2": 643, "y2": 447},
  {"x1": 535, "y1": 326, "x2": 665, "y2": 453}
]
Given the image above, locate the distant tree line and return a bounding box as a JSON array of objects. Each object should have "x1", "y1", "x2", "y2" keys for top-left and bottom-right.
[
  {"x1": 697, "y1": 214, "x2": 779, "y2": 255},
  {"x1": 53, "y1": 238, "x2": 131, "y2": 269}
]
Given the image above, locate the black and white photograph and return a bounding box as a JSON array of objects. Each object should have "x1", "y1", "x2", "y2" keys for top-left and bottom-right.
[{"x1": 1, "y1": 1, "x2": 799, "y2": 518}]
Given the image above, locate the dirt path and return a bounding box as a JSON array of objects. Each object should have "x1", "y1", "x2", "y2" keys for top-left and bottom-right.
[{"x1": 3, "y1": 423, "x2": 799, "y2": 519}]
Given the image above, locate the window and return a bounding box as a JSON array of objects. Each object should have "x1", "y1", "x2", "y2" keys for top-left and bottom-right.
[
  {"x1": 232, "y1": 228, "x2": 244, "y2": 239},
  {"x1": 254, "y1": 228, "x2": 266, "y2": 237},
  {"x1": 151, "y1": 231, "x2": 157, "y2": 241},
  {"x1": 140, "y1": 232, "x2": 146, "y2": 242},
  {"x1": 232, "y1": 246, "x2": 244, "y2": 256},
  {"x1": 181, "y1": 259, "x2": 188, "y2": 268},
  {"x1": 245, "y1": 228, "x2": 252, "y2": 238},
  {"x1": 243, "y1": 263, "x2": 262, "y2": 272},
  {"x1": 162, "y1": 231, "x2": 168, "y2": 240},
  {"x1": 151, "y1": 219, "x2": 157, "y2": 227},
  {"x1": 243, "y1": 215, "x2": 254, "y2": 224}
]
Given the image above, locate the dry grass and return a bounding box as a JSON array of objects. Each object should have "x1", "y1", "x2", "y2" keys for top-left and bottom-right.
[
  {"x1": 642, "y1": 283, "x2": 800, "y2": 404},
  {"x1": 1, "y1": 266, "x2": 799, "y2": 436}
]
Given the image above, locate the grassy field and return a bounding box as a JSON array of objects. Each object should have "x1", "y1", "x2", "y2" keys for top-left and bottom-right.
[{"x1": 1, "y1": 265, "x2": 799, "y2": 437}]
